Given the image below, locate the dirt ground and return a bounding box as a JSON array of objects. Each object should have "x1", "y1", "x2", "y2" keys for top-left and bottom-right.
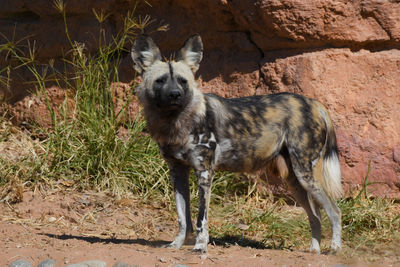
[{"x1": 0, "y1": 189, "x2": 397, "y2": 267}]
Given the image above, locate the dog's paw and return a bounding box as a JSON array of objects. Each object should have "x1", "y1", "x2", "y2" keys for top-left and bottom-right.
[
  {"x1": 192, "y1": 247, "x2": 207, "y2": 254},
  {"x1": 309, "y1": 238, "x2": 320, "y2": 254},
  {"x1": 328, "y1": 244, "x2": 341, "y2": 255},
  {"x1": 164, "y1": 240, "x2": 183, "y2": 249},
  {"x1": 192, "y1": 243, "x2": 207, "y2": 254}
]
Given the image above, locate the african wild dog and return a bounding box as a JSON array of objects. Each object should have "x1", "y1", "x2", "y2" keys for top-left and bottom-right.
[{"x1": 131, "y1": 34, "x2": 343, "y2": 254}]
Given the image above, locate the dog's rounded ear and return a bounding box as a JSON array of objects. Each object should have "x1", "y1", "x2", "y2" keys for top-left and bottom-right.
[
  {"x1": 176, "y1": 34, "x2": 203, "y2": 73},
  {"x1": 131, "y1": 35, "x2": 162, "y2": 75}
]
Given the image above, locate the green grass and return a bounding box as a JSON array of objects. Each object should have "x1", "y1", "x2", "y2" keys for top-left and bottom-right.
[
  {"x1": 1, "y1": 0, "x2": 400, "y2": 260},
  {"x1": 0, "y1": 0, "x2": 173, "y2": 199}
]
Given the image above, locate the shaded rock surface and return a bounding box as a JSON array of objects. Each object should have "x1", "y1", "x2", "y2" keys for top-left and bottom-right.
[{"x1": 1, "y1": 0, "x2": 399, "y2": 197}]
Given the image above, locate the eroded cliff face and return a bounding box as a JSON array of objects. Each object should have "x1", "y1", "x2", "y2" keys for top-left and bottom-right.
[{"x1": 1, "y1": 0, "x2": 400, "y2": 197}]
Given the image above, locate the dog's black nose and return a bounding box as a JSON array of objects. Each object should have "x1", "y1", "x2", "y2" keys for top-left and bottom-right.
[{"x1": 168, "y1": 90, "x2": 182, "y2": 100}]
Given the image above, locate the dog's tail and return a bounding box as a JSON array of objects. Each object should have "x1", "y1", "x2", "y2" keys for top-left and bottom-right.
[{"x1": 320, "y1": 109, "x2": 343, "y2": 200}]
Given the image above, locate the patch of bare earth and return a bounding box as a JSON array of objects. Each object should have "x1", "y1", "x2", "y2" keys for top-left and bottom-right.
[{"x1": 0, "y1": 189, "x2": 397, "y2": 267}]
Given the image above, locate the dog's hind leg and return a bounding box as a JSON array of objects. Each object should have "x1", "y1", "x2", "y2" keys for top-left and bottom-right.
[
  {"x1": 166, "y1": 163, "x2": 193, "y2": 249},
  {"x1": 287, "y1": 170, "x2": 322, "y2": 254},
  {"x1": 289, "y1": 152, "x2": 342, "y2": 254},
  {"x1": 269, "y1": 153, "x2": 322, "y2": 253}
]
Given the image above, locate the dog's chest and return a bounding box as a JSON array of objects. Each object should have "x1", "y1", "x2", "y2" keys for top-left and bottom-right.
[{"x1": 160, "y1": 131, "x2": 221, "y2": 171}]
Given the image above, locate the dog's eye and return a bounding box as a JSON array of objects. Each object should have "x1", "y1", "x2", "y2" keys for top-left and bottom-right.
[
  {"x1": 178, "y1": 77, "x2": 188, "y2": 86},
  {"x1": 155, "y1": 77, "x2": 166, "y2": 84}
]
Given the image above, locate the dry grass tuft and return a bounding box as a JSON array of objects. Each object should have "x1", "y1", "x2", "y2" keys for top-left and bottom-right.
[{"x1": 0, "y1": 177, "x2": 24, "y2": 204}]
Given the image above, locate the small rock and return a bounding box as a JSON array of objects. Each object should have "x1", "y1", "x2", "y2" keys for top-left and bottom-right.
[
  {"x1": 158, "y1": 257, "x2": 167, "y2": 263},
  {"x1": 48, "y1": 217, "x2": 57, "y2": 223},
  {"x1": 173, "y1": 265, "x2": 189, "y2": 267},
  {"x1": 38, "y1": 259, "x2": 57, "y2": 267},
  {"x1": 8, "y1": 259, "x2": 31, "y2": 267},
  {"x1": 236, "y1": 223, "x2": 249, "y2": 230},
  {"x1": 66, "y1": 260, "x2": 106, "y2": 267}
]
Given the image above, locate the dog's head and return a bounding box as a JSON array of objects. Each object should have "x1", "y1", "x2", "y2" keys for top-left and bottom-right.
[{"x1": 131, "y1": 34, "x2": 203, "y2": 113}]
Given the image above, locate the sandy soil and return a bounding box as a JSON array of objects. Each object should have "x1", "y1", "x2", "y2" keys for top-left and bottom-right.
[{"x1": 0, "y1": 190, "x2": 397, "y2": 267}]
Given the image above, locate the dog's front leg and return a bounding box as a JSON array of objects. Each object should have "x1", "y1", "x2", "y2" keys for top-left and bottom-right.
[
  {"x1": 193, "y1": 168, "x2": 213, "y2": 253},
  {"x1": 166, "y1": 162, "x2": 193, "y2": 249}
]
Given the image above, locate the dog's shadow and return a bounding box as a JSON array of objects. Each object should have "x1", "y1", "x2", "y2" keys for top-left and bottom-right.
[
  {"x1": 210, "y1": 235, "x2": 268, "y2": 249},
  {"x1": 42, "y1": 233, "x2": 267, "y2": 249},
  {"x1": 42, "y1": 233, "x2": 169, "y2": 247}
]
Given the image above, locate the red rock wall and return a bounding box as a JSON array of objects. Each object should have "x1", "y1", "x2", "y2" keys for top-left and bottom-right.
[
  {"x1": 137, "y1": 0, "x2": 400, "y2": 198},
  {"x1": 1, "y1": 0, "x2": 399, "y2": 197}
]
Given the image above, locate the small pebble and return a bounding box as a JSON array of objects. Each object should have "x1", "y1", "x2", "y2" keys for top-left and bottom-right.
[
  {"x1": 236, "y1": 223, "x2": 249, "y2": 230},
  {"x1": 38, "y1": 259, "x2": 57, "y2": 267},
  {"x1": 158, "y1": 257, "x2": 167, "y2": 263},
  {"x1": 66, "y1": 260, "x2": 106, "y2": 267},
  {"x1": 173, "y1": 265, "x2": 189, "y2": 267},
  {"x1": 8, "y1": 259, "x2": 31, "y2": 267},
  {"x1": 48, "y1": 217, "x2": 57, "y2": 223}
]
